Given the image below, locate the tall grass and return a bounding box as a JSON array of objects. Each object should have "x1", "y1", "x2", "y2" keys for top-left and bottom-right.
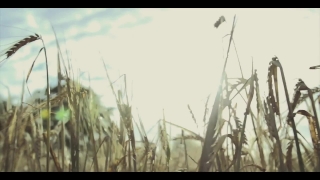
[{"x1": 0, "y1": 15, "x2": 319, "y2": 172}]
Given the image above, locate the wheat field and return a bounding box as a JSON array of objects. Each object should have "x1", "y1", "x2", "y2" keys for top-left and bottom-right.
[{"x1": 0, "y1": 14, "x2": 319, "y2": 172}]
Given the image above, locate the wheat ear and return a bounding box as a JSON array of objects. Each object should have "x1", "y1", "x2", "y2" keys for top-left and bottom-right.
[{"x1": 4, "y1": 34, "x2": 40, "y2": 59}]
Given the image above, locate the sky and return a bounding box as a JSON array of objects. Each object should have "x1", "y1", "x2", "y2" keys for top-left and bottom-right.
[{"x1": 0, "y1": 8, "x2": 319, "y2": 145}]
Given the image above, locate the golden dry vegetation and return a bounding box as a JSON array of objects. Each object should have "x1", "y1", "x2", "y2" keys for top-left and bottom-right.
[{"x1": 0, "y1": 15, "x2": 319, "y2": 172}]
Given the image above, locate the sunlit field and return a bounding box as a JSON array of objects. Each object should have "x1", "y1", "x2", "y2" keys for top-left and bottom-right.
[{"x1": 0, "y1": 8, "x2": 319, "y2": 172}]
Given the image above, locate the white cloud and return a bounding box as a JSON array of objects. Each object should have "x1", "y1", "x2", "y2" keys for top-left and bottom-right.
[
  {"x1": 26, "y1": 13, "x2": 38, "y2": 29},
  {"x1": 86, "y1": 21, "x2": 101, "y2": 33},
  {"x1": 67, "y1": 26, "x2": 79, "y2": 36},
  {"x1": 114, "y1": 13, "x2": 137, "y2": 26}
]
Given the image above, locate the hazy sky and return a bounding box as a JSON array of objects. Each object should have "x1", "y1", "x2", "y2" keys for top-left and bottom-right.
[{"x1": 0, "y1": 8, "x2": 319, "y2": 142}]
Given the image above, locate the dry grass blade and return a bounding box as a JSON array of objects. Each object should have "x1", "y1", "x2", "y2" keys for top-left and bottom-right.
[
  {"x1": 11, "y1": 75, "x2": 27, "y2": 171},
  {"x1": 293, "y1": 79, "x2": 320, "y2": 142},
  {"x1": 2, "y1": 107, "x2": 18, "y2": 172},
  {"x1": 295, "y1": 110, "x2": 320, "y2": 171},
  {"x1": 202, "y1": 95, "x2": 210, "y2": 123},
  {"x1": 173, "y1": 135, "x2": 204, "y2": 142},
  {"x1": 211, "y1": 134, "x2": 232, "y2": 158},
  {"x1": 212, "y1": 134, "x2": 242, "y2": 172},
  {"x1": 181, "y1": 130, "x2": 189, "y2": 171},
  {"x1": 160, "y1": 113, "x2": 170, "y2": 172},
  {"x1": 51, "y1": 25, "x2": 70, "y2": 79},
  {"x1": 270, "y1": 56, "x2": 304, "y2": 172},
  {"x1": 296, "y1": 87, "x2": 320, "y2": 107},
  {"x1": 229, "y1": 77, "x2": 251, "y2": 101},
  {"x1": 56, "y1": 51, "x2": 66, "y2": 172},
  {"x1": 26, "y1": 47, "x2": 44, "y2": 83},
  {"x1": 135, "y1": 112, "x2": 151, "y2": 172},
  {"x1": 42, "y1": 133, "x2": 62, "y2": 172},
  {"x1": 0, "y1": 83, "x2": 12, "y2": 113},
  {"x1": 305, "y1": 85, "x2": 320, "y2": 143},
  {"x1": 265, "y1": 95, "x2": 286, "y2": 172},
  {"x1": 235, "y1": 64, "x2": 255, "y2": 172},
  {"x1": 267, "y1": 57, "x2": 280, "y2": 117},
  {"x1": 164, "y1": 120, "x2": 204, "y2": 142},
  {"x1": 187, "y1": 105, "x2": 200, "y2": 135},
  {"x1": 199, "y1": 15, "x2": 237, "y2": 172},
  {"x1": 252, "y1": 71, "x2": 267, "y2": 169},
  {"x1": 286, "y1": 140, "x2": 294, "y2": 172}
]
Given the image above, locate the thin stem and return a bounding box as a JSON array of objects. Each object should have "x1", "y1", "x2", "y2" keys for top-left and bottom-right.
[{"x1": 40, "y1": 38, "x2": 51, "y2": 172}]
